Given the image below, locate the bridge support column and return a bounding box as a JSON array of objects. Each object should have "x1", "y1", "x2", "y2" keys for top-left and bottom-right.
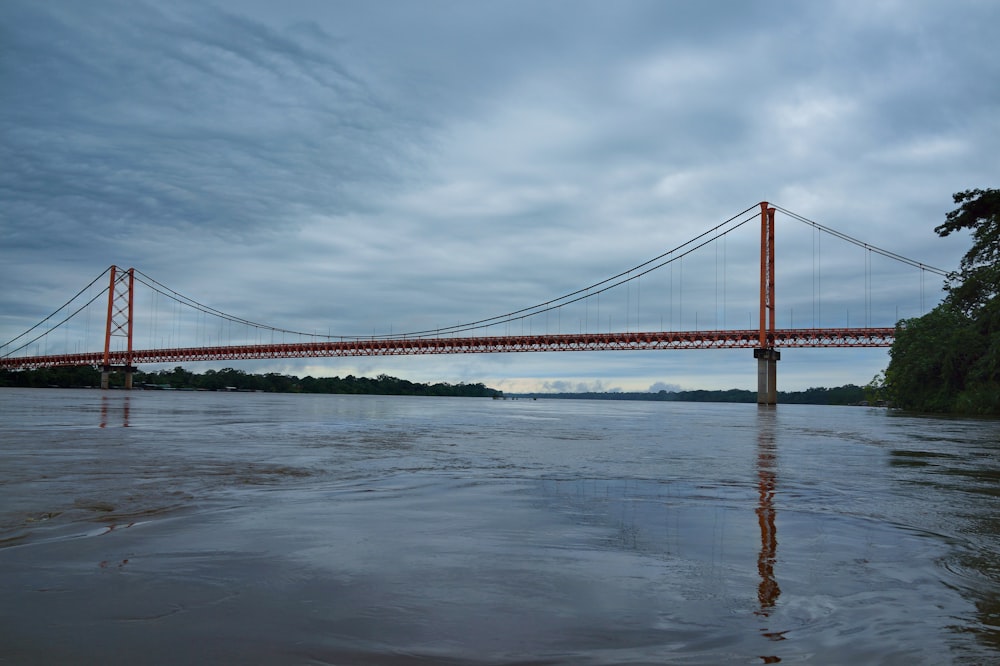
[
  {"x1": 754, "y1": 348, "x2": 780, "y2": 405},
  {"x1": 100, "y1": 365, "x2": 137, "y2": 390},
  {"x1": 101, "y1": 266, "x2": 135, "y2": 390},
  {"x1": 755, "y1": 201, "x2": 779, "y2": 405}
]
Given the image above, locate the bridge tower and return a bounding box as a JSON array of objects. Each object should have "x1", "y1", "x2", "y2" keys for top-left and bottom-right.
[
  {"x1": 755, "y1": 202, "x2": 780, "y2": 405},
  {"x1": 101, "y1": 266, "x2": 136, "y2": 389}
]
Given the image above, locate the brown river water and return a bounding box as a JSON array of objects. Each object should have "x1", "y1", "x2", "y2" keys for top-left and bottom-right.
[{"x1": 0, "y1": 388, "x2": 998, "y2": 664}]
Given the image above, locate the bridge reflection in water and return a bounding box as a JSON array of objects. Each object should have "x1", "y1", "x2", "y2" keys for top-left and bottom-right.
[
  {"x1": 756, "y1": 407, "x2": 786, "y2": 661},
  {"x1": 99, "y1": 395, "x2": 131, "y2": 428}
]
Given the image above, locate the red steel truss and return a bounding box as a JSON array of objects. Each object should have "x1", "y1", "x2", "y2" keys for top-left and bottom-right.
[{"x1": 1, "y1": 327, "x2": 895, "y2": 370}]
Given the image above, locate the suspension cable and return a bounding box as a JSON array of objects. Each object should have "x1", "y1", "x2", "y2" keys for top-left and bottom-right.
[
  {"x1": 7, "y1": 203, "x2": 946, "y2": 356},
  {"x1": 132, "y1": 270, "x2": 322, "y2": 339},
  {"x1": 381, "y1": 204, "x2": 760, "y2": 339},
  {"x1": 6, "y1": 205, "x2": 759, "y2": 351},
  {"x1": 128, "y1": 205, "x2": 760, "y2": 342},
  {"x1": 400, "y1": 209, "x2": 761, "y2": 338},
  {"x1": 0, "y1": 266, "x2": 112, "y2": 352},
  {"x1": 1, "y1": 286, "x2": 111, "y2": 357},
  {"x1": 772, "y1": 205, "x2": 952, "y2": 277}
]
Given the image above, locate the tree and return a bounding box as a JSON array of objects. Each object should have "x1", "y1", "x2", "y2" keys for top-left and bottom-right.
[
  {"x1": 886, "y1": 304, "x2": 982, "y2": 412},
  {"x1": 934, "y1": 188, "x2": 1000, "y2": 314},
  {"x1": 864, "y1": 371, "x2": 888, "y2": 405},
  {"x1": 885, "y1": 189, "x2": 1000, "y2": 414}
]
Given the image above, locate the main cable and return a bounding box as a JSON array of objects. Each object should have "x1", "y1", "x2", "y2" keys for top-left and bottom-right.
[
  {"x1": 132, "y1": 271, "x2": 322, "y2": 339},
  {"x1": 772, "y1": 205, "x2": 953, "y2": 277},
  {"x1": 1, "y1": 286, "x2": 111, "y2": 358},
  {"x1": 382, "y1": 203, "x2": 761, "y2": 339},
  {"x1": 137, "y1": 204, "x2": 760, "y2": 342},
  {"x1": 402, "y1": 210, "x2": 760, "y2": 338},
  {"x1": 1, "y1": 266, "x2": 113, "y2": 353}
]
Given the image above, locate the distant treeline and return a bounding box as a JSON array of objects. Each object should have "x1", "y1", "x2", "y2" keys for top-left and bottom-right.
[
  {"x1": 1, "y1": 366, "x2": 867, "y2": 404},
  {"x1": 0, "y1": 366, "x2": 502, "y2": 398},
  {"x1": 512, "y1": 385, "x2": 869, "y2": 405}
]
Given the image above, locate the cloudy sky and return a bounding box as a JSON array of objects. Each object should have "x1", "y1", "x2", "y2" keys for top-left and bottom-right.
[{"x1": 2, "y1": 0, "x2": 998, "y2": 393}]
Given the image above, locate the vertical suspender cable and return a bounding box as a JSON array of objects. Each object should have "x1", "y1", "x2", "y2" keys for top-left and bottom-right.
[
  {"x1": 866, "y1": 247, "x2": 871, "y2": 328},
  {"x1": 816, "y1": 231, "x2": 823, "y2": 328},
  {"x1": 722, "y1": 232, "x2": 727, "y2": 330},
  {"x1": 626, "y1": 277, "x2": 630, "y2": 333},
  {"x1": 812, "y1": 227, "x2": 817, "y2": 327},
  {"x1": 679, "y1": 256, "x2": 683, "y2": 331},
  {"x1": 920, "y1": 268, "x2": 925, "y2": 313},
  {"x1": 715, "y1": 237, "x2": 719, "y2": 329}
]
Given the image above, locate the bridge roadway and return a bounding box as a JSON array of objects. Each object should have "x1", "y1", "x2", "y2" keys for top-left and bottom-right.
[{"x1": 2, "y1": 327, "x2": 894, "y2": 370}]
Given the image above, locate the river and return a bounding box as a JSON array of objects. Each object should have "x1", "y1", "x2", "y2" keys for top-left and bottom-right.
[{"x1": 0, "y1": 388, "x2": 997, "y2": 664}]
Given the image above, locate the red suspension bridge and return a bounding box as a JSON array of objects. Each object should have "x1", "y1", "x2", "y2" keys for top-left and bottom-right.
[{"x1": 1, "y1": 203, "x2": 950, "y2": 403}]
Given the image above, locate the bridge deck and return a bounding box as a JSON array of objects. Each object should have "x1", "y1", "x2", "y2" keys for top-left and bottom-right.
[{"x1": 1, "y1": 328, "x2": 894, "y2": 370}]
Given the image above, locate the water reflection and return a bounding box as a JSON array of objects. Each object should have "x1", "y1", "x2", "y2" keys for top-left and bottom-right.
[
  {"x1": 6, "y1": 391, "x2": 997, "y2": 662},
  {"x1": 888, "y1": 439, "x2": 1000, "y2": 653},
  {"x1": 756, "y1": 406, "x2": 784, "y2": 662},
  {"x1": 99, "y1": 396, "x2": 130, "y2": 428},
  {"x1": 756, "y1": 407, "x2": 780, "y2": 615}
]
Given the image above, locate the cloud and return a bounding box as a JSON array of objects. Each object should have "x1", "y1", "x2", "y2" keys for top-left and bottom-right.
[
  {"x1": 2, "y1": 0, "x2": 999, "y2": 391},
  {"x1": 0, "y1": 1, "x2": 418, "y2": 256},
  {"x1": 542, "y1": 379, "x2": 623, "y2": 394}
]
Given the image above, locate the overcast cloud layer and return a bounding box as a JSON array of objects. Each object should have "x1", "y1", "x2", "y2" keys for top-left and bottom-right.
[{"x1": 2, "y1": 0, "x2": 998, "y2": 392}]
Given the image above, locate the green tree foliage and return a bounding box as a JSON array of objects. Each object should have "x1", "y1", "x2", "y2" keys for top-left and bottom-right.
[
  {"x1": 887, "y1": 305, "x2": 984, "y2": 412},
  {"x1": 0, "y1": 365, "x2": 102, "y2": 388},
  {"x1": 886, "y1": 189, "x2": 1000, "y2": 414},
  {"x1": 934, "y1": 188, "x2": 1000, "y2": 314},
  {"x1": 864, "y1": 371, "x2": 888, "y2": 405},
  {"x1": 512, "y1": 385, "x2": 866, "y2": 405},
  {"x1": 0, "y1": 367, "x2": 502, "y2": 398}
]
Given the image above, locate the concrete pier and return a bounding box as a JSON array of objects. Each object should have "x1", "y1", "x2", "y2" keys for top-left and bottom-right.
[
  {"x1": 100, "y1": 366, "x2": 136, "y2": 389},
  {"x1": 754, "y1": 348, "x2": 780, "y2": 405}
]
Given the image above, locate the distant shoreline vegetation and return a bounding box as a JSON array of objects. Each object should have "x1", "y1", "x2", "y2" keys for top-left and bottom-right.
[
  {"x1": 1, "y1": 366, "x2": 872, "y2": 405},
  {"x1": 510, "y1": 385, "x2": 870, "y2": 405},
  {"x1": 0, "y1": 366, "x2": 502, "y2": 398}
]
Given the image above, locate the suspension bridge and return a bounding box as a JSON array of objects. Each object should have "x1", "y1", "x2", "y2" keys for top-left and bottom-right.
[{"x1": 1, "y1": 202, "x2": 950, "y2": 403}]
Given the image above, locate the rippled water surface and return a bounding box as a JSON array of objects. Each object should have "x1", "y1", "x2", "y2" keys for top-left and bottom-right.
[{"x1": 1, "y1": 388, "x2": 998, "y2": 664}]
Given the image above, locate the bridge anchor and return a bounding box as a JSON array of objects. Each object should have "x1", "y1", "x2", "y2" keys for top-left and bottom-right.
[{"x1": 754, "y1": 348, "x2": 780, "y2": 405}]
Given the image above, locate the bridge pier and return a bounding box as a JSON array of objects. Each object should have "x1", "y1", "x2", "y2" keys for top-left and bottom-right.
[
  {"x1": 100, "y1": 365, "x2": 136, "y2": 390},
  {"x1": 754, "y1": 348, "x2": 780, "y2": 405}
]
